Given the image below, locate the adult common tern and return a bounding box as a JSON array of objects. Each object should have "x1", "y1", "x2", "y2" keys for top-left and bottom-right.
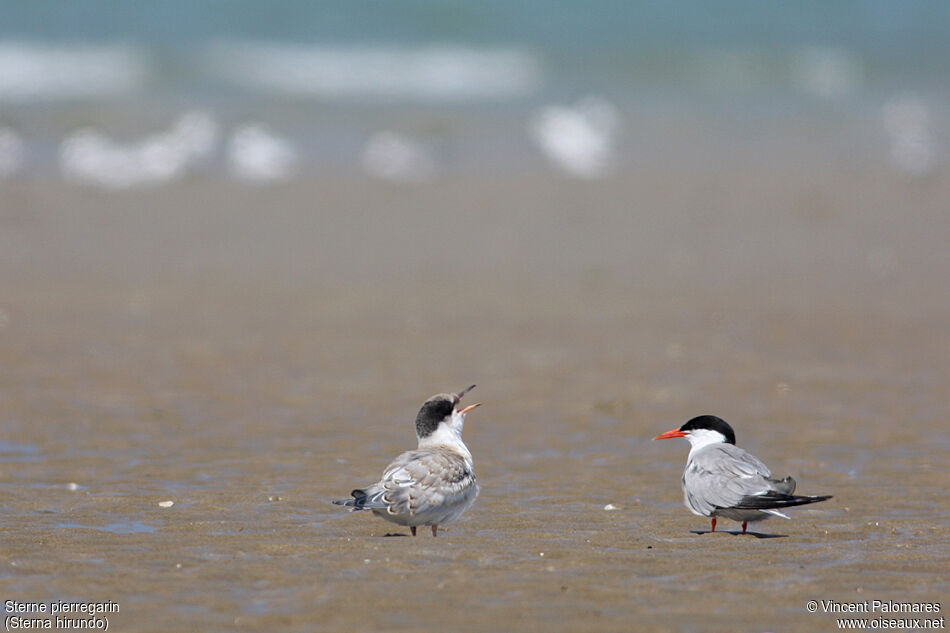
[
  {"x1": 653, "y1": 415, "x2": 831, "y2": 534},
  {"x1": 333, "y1": 385, "x2": 481, "y2": 537}
]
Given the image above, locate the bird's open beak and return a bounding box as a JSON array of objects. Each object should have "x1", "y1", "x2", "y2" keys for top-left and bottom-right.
[
  {"x1": 458, "y1": 403, "x2": 481, "y2": 415},
  {"x1": 457, "y1": 384, "x2": 477, "y2": 399},
  {"x1": 653, "y1": 428, "x2": 688, "y2": 440}
]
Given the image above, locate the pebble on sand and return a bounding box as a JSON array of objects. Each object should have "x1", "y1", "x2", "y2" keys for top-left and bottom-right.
[{"x1": 159, "y1": 500, "x2": 174, "y2": 508}]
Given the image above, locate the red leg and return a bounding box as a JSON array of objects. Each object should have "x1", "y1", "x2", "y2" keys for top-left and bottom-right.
[
  {"x1": 742, "y1": 522, "x2": 748, "y2": 535},
  {"x1": 710, "y1": 518, "x2": 717, "y2": 533},
  {"x1": 431, "y1": 525, "x2": 438, "y2": 537},
  {"x1": 410, "y1": 526, "x2": 417, "y2": 537}
]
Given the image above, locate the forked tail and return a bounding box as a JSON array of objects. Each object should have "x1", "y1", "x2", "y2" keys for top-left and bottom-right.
[{"x1": 332, "y1": 488, "x2": 387, "y2": 511}]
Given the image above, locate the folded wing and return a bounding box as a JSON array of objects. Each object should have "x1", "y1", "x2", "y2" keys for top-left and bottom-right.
[
  {"x1": 685, "y1": 443, "x2": 831, "y2": 515},
  {"x1": 684, "y1": 443, "x2": 778, "y2": 515},
  {"x1": 335, "y1": 448, "x2": 476, "y2": 517}
]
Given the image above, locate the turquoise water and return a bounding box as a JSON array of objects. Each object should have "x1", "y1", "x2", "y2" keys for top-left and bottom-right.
[
  {"x1": 0, "y1": 2, "x2": 947, "y2": 178},
  {"x1": 3, "y1": 1, "x2": 948, "y2": 103}
]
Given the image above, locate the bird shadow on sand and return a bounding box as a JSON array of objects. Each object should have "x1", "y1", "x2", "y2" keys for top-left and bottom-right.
[
  {"x1": 690, "y1": 529, "x2": 788, "y2": 539},
  {"x1": 383, "y1": 532, "x2": 411, "y2": 537}
]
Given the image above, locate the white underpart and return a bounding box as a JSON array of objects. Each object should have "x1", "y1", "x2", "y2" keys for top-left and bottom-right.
[{"x1": 418, "y1": 408, "x2": 472, "y2": 460}]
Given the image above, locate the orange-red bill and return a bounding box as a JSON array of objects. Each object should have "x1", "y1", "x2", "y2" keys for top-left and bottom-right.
[
  {"x1": 653, "y1": 428, "x2": 687, "y2": 440},
  {"x1": 458, "y1": 403, "x2": 481, "y2": 415}
]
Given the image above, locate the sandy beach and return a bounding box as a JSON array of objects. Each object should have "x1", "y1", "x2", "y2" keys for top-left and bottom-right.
[{"x1": 1, "y1": 154, "x2": 948, "y2": 631}]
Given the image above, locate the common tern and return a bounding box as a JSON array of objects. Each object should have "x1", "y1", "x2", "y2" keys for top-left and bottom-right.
[
  {"x1": 333, "y1": 385, "x2": 481, "y2": 537},
  {"x1": 653, "y1": 415, "x2": 831, "y2": 534}
]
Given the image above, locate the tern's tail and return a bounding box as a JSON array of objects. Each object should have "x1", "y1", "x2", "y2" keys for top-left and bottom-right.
[
  {"x1": 734, "y1": 492, "x2": 833, "y2": 511},
  {"x1": 332, "y1": 487, "x2": 388, "y2": 511}
]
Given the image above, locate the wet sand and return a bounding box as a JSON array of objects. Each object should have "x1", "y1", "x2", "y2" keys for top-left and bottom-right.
[{"x1": 1, "y1": 162, "x2": 949, "y2": 631}]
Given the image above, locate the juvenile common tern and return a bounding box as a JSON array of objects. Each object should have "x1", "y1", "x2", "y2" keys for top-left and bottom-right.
[
  {"x1": 653, "y1": 415, "x2": 831, "y2": 534},
  {"x1": 333, "y1": 385, "x2": 481, "y2": 537}
]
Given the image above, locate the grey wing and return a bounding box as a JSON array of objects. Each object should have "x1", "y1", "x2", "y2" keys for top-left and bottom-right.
[
  {"x1": 332, "y1": 450, "x2": 421, "y2": 511},
  {"x1": 375, "y1": 449, "x2": 477, "y2": 517},
  {"x1": 683, "y1": 444, "x2": 781, "y2": 515}
]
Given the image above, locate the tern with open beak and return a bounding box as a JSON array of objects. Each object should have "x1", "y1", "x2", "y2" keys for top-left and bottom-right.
[
  {"x1": 654, "y1": 415, "x2": 831, "y2": 534},
  {"x1": 333, "y1": 385, "x2": 481, "y2": 537}
]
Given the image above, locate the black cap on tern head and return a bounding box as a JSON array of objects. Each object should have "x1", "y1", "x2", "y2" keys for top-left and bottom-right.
[
  {"x1": 680, "y1": 415, "x2": 736, "y2": 445},
  {"x1": 415, "y1": 395, "x2": 455, "y2": 438},
  {"x1": 414, "y1": 386, "x2": 475, "y2": 438}
]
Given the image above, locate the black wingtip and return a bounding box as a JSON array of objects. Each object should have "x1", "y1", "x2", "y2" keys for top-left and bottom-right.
[
  {"x1": 734, "y1": 492, "x2": 833, "y2": 510},
  {"x1": 332, "y1": 488, "x2": 369, "y2": 507},
  {"x1": 350, "y1": 488, "x2": 368, "y2": 508}
]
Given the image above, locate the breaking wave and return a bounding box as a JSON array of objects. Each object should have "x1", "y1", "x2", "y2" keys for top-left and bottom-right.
[
  {"x1": 204, "y1": 42, "x2": 542, "y2": 101},
  {"x1": 0, "y1": 41, "x2": 149, "y2": 101}
]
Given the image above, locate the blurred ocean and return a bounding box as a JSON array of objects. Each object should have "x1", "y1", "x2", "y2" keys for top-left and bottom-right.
[{"x1": 0, "y1": 1, "x2": 947, "y2": 184}]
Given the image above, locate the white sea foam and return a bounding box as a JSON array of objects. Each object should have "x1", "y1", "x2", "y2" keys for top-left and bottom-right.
[
  {"x1": 205, "y1": 42, "x2": 541, "y2": 101},
  {"x1": 790, "y1": 46, "x2": 862, "y2": 99},
  {"x1": 881, "y1": 93, "x2": 938, "y2": 176},
  {"x1": 361, "y1": 132, "x2": 436, "y2": 182},
  {"x1": 226, "y1": 124, "x2": 299, "y2": 183},
  {"x1": 59, "y1": 111, "x2": 219, "y2": 189},
  {"x1": 0, "y1": 41, "x2": 148, "y2": 101},
  {"x1": 172, "y1": 110, "x2": 220, "y2": 164},
  {"x1": 693, "y1": 46, "x2": 862, "y2": 98},
  {"x1": 0, "y1": 128, "x2": 25, "y2": 177},
  {"x1": 529, "y1": 96, "x2": 619, "y2": 179}
]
